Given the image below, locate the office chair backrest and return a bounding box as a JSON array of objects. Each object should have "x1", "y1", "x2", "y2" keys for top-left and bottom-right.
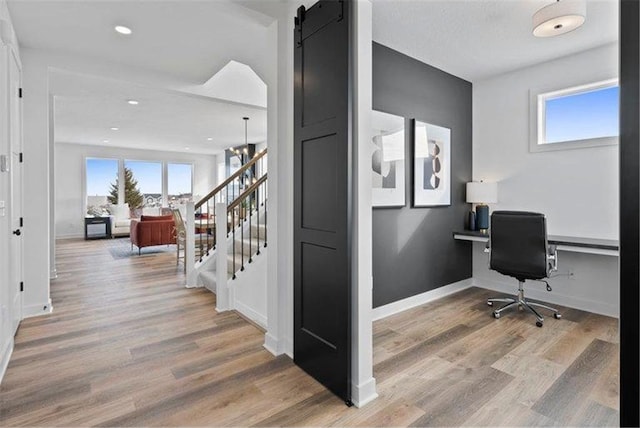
[{"x1": 490, "y1": 211, "x2": 549, "y2": 281}]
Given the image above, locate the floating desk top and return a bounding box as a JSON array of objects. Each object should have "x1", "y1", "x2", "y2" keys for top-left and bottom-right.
[{"x1": 453, "y1": 230, "x2": 619, "y2": 257}]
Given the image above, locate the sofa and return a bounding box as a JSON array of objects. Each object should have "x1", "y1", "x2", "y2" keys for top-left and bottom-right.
[
  {"x1": 130, "y1": 215, "x2": 176, "y2": 254},
  {"x1": 111, "y1": 203, "x2": 132, "y2": 237}
]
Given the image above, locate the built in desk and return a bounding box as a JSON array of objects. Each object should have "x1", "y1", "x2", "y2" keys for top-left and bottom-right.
[{"x1": 453, "y1": 230, "x2": 619, "y2": 257}]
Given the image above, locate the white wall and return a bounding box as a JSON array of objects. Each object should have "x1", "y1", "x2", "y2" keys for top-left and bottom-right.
[
  {"x1": 55, "y1": 142, "x2": 218, "y2": 238},
  {"x1": 473, "y1": 43, "x2": 619, "y2": 316}
]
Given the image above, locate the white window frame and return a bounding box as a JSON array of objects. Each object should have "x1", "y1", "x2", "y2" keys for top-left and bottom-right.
[{"x1": 529, "y1": 78, "x2": 619, "y2": 153}]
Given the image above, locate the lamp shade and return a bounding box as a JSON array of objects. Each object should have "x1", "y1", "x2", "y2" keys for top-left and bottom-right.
[
  {"x1": 466, "y1": 182, "x2": 498, "y2": 204},
  {"x1": 533, "y1": 0, "x2": 586, "y2": 38}
]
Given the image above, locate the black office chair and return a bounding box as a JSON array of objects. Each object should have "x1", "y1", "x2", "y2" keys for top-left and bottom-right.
[{"x1": 487, "y1": 211, "x2": 561, "y2": 327}]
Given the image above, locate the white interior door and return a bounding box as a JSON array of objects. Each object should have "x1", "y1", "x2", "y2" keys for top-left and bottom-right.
[{"x1": 8, "y1": 49, "x2": 22, "y2": 335}]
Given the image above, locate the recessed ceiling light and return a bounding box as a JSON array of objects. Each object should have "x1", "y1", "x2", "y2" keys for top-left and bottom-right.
[
  {"x1": 110, "y1": 127, "x2": 119, "y2": 131},
  {"x1": 185, "y1": 147, "x2": 190, "y2": 150},
  {"x1": 207, "y1": 137, "x2": 213, "y2": 141},
  {"x1": 102, "y1": 139, "x2": 109, "y2": 143},
  {"x1": 115, "y1": 25, "x2": 132, "y2": 35},
  {"x1": 127, "y1": 99, "x2": 139, "y2": 105}
]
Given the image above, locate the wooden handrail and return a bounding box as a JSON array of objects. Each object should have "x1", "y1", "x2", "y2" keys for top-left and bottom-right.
[
  {"x1": 195, "y1": 149, "x2": 267, "y2": 209},
  {"x1": 227, "y1": 174, "x2": 268, "y2": 212}
]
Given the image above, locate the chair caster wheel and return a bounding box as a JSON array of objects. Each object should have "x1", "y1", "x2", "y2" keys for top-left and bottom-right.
[
  {"x1": 487, "y1": 301, "x2": 493, "y2": 306},
  {"x1": 554, "y1": 313, "x2": 562, "y2": 320},
  {"x1": 536, "y1": 321, "x2": 543, "y2": 327},
  {"x1": 493, "y1": 311, "x2": 500, "y2": 319}
]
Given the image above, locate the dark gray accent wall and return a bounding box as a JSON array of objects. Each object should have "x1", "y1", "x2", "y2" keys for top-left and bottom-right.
[{"x1": 372, "y1": 42, "x2": 473, "y2": 308}]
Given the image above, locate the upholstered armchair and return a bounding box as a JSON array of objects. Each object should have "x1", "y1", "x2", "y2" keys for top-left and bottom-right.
[{"x1": 111, "y1": 203, "x2": 132, "y2": 237}]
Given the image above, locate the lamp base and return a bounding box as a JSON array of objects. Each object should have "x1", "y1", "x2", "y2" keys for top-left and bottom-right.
[
  {"x1": 468, "y1": 211, "x2": 476, "y2": 231},
  {"x1": 476, "y1": 204, "x2": 490, "y2": 232}
]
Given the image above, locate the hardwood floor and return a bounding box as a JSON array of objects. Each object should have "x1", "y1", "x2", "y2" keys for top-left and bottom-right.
[{"x1": 0, "y1": 238, "x2": 619, "y2": 426}]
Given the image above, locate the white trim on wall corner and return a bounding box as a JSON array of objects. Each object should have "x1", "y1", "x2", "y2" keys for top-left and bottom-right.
[
  {"x1": 372, "y1": 278, "x2": 475, "y2": 321},
  {"x1": 23, "y1": 299, "x2": 53, "y2": 318},
  {"x1": 352, "y1": 377, "x2": 378, "y2": 408},
  {"x1": 263, "y1": 332, "x2": 280, "y2": 356},
  {"x1": 0, "y1": 337, "x2": 14, "y2": 385}
]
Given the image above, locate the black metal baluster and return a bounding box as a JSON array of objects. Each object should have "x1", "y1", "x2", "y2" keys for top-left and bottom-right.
[
  {"x1": 232, "y1": 206, "x2": 236, "y2": 280},
  {"x1": 212, "y1": 198, "x2": 216, "y2": 251},
  {"x1": 240, "y1": 199, "x2": 245, "y2": 271},
  {"x1": 207, "y1": 199, "x2": 212, "y2": 255},
  {"x1": 248, "y1": 190, "x2": 253, "y2": 263},
  {"x1": 198, "y1": 207, "x2": 203, "y2": 262},
  {"x1": 256, "y1": 183, "x2": 261, "y2": 256}
]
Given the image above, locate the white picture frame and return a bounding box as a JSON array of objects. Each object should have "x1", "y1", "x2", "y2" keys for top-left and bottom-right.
[{"x1": 371, "y1": 110, "x2": 406, "y2": 208}]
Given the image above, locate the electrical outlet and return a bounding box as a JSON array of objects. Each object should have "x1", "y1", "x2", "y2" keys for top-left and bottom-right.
[{"x1": 567, "y1": 269, "x2": 575, "y2": 280}]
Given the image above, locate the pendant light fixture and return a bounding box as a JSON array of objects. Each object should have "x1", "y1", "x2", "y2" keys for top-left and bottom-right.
[
  {"x1": 533, "y1": 0, "x2": 586, "y2": 38},
  {"x1": 243, "y1": 117, "x2": 249, "y2": 163}
]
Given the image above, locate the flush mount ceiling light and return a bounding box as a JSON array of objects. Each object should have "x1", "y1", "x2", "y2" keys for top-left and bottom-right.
[
  {"x1": 114, "y1": 25, "x2": 132, "y2": 35},
  {"x1": 533, "y1": 0, "x2": 586, "y2": 37},
  {"x1": 127, "y1": 99, "x2": 139, "y2": 105}
]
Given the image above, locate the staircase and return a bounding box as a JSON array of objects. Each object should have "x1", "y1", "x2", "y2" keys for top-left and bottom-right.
[{"x1": 184, "y1": 149, "x2": 268, "y2": 327}]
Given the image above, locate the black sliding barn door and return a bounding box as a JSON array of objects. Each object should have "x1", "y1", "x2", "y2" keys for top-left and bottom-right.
[{"x1": 293, "y1": 0, "x2": 352, "y2": 403}]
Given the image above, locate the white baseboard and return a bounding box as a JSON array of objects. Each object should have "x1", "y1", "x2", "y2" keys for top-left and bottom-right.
[
  {"x1": 0, "y1": 337, "x2": 14, "y2": 385},
  {"x1": 23, "y1": 299, "x2": 53, "y2": 318},
  {"x1": 284, "y1": 337, "x2": 293, "y2": 358},
  {"x1": 372, "y1": 278, "x2": 474, "y2": 321},
  {"x1": 56, "y1": 233, "x2": 84, "y2": 240},
  {"x1": 263, "y1": 332, "x2": 280, "y2": 356},
  {"x1": 473, "y1": 278, "x2": 618, "y2": 318},
  {"x1": 235, "y1": 300, "x2": 267, "y2": 329},
  {"x1": 351, "y1": 377, "x2": 378, "y2": 408}
]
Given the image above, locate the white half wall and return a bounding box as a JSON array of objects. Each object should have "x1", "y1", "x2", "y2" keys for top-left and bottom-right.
[
  {"x1": 54, "y1": 142, "x2": 218, "y2": 238},
  {"x1": 231, "y1": 247, "x2": 268, "y2": 329},
  {"x1": 472, "y1": 43, "x2": 619, "y2": 317}
]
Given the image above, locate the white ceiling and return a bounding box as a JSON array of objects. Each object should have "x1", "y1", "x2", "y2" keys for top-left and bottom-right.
[
  {"x1": 372, "y1": 0, "x2": 619, "y2": 82},
  {"x1": 7, "y1": 0, "x2": 619, "y2": 155},
  {"x1": 7, "y1": 0, "x2": 274, "y2": 83},
  {"x1": 52, "y1": 70, "x2": 267, "y2": 155}
]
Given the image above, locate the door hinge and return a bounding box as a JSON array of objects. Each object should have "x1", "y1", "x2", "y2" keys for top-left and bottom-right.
[
  {"x1": 295, "y1": 5, "x2": 306, "y2": 47},
  {"x1": 18, "y1": 87, "x2": 22, "y2": 98},
  {"x1": 19, "y1": 152, "x2": 23, "y2": 163},
  {"x1": 20, "y1": 282, "x2": 23, "y2": 292},
  {"x1": 19, "y1": 217, "x2": 23, "y2": 227}
]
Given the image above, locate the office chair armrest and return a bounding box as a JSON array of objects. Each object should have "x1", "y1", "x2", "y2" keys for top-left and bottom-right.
[{"x1": 547, "y1": 244, "x2": 558, "y2": 274}]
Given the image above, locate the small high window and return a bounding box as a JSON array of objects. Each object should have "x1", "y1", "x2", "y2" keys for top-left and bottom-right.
[{"x1": 530, "y1": 79, "x2": 619, "y2": 152}]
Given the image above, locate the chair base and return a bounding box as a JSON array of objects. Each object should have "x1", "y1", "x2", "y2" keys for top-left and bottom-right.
[{"x1": 487, "y1": 281, "x2": 561, "y2": 327}]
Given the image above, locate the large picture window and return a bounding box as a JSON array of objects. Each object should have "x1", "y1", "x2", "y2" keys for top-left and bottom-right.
[
  {"x1": 84, "y1": 158, "x2": 194, "y2": 218},
  {"x1": 167, "y1": 163, "x2": 193, "y2": 208},
  {"x1": 85, "y1": 158, "x2": 118, "y2": 215},
  {"x1": 124, "y1": 160, "x2": 163, "y2": 213},
  {"x1": 530, "y1": 79, "x2": 619, "y2": 152}
]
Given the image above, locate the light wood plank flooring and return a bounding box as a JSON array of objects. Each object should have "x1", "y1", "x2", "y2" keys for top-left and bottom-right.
[{"x1": 0, "y1": 238, "x2": 619, "y2": 426}]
